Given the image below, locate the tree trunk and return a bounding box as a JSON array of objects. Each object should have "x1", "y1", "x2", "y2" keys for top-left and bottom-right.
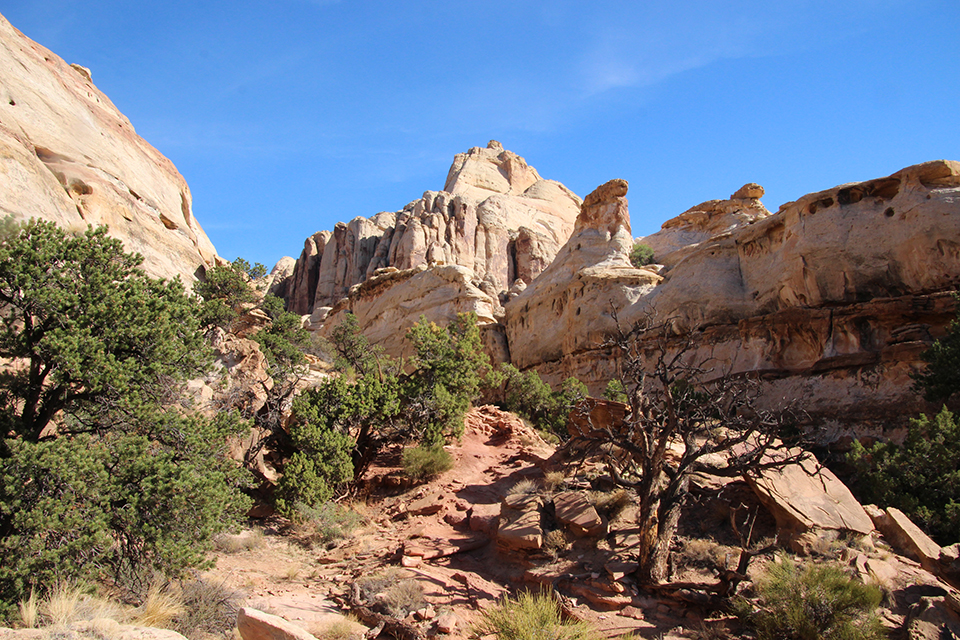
[{"x1": 636, "y1": 485, "x2": 687, "y2": 585}]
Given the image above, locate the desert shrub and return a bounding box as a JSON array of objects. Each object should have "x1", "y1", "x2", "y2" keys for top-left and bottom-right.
[
  {"x1": 629, "y1": 242, "x2": 655, "y2": 267},
  {"x1": 404, "y1": 313, "x2": 492, "y2": 446},
  {"x1": 495, "y1": 365, "x2": 586, "y2": 439},
  {"x1": 282, "y1": 312, "x2": 492, "y2": 503},
  {"x1": 474, "y1": 590, "x2": 602, "y2": 640},
  {"x1": 173, "y1": 578, "x2": 245, "y2": 640},
  {"x1": 0, "y1": 221, "x2": 252, "y2": 609},
  {"x1": 602, "y1": 379, "x2": 629, "y2": 403},
  {"x1": 912, "y1": 293, "x2": 960, "y2": 403},
  {"x1": 402, "y1": 445, "x2": 453, "y2": 480},
  {"x1": 276, "y1": 402, "x2": 356, "y2": 516},
  {"x1": 194, "y1": 257, "x2": 266, "y2": 330},
  {"x1": 356, "y1": 569, "x2": 424, "y2": 618},
  {"x1": 291, "y1": 502, "x2": 365, "y2": 549},
  {"x1": 848, "y1": 406, "x2": 960, "y2": 544},
  {"x1": 735, "y1": 558, "x2": 884, "y2": 640}
]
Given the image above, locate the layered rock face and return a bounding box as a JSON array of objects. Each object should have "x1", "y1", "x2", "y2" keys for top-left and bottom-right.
[
  {"x1": 507, "y1": 160, "x2": 960, "y2": 438},
  {"x1": 281, "y1": 141, "x2": 582, "y2": 319},
  {"x1": 0, "y1": 13, "x2": 217, "y2": 283},
  {"x1": 639, "y1": 182, "x2": 771, "y2": 264}
]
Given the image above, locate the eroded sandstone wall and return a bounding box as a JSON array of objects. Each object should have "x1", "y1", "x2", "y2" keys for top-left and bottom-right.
[
  {"x1": 280, "y1": 141, "x2": 582, "y2": 322},
  {"x1": 0, "y1": 13, "x2": 217, "y2": 283},
  {"x1": 506, "y1": 161, "x2": 960, "y2": 439}
]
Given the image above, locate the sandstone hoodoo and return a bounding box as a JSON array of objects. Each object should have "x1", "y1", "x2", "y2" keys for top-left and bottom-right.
[{"x1": 0, "y1": 14, "x2": 217, "y2": 283}]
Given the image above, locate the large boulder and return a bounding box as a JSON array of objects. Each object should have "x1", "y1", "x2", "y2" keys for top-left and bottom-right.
[
  {"x1": 745, "y1": 450, "x2": 874, "y2": 551},
  {"x1": 237, "y1": 607, "x2": 318, "y2": 640},
  {"x1": 0, "y1": 12, "x2": 217, "y2": 283}
]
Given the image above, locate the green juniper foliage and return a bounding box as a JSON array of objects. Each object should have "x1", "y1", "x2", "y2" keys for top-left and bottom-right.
[
  {"x1": 194, "y1": 257, "x2": 267, "y2": 330},
  {"x1": 629, "y1": 242, "x2": 655, "y2": 268},
  {"x1": 0, "y1": 220, "x2": 251, "y2": 608},
  {"x1": 848, "y1": 406, "x2": 960, "y2": 544},
  {"x1": 278, "y1": 312, "x2": 491, "y2": 510},
  {"x1": 494, "y1": 364, "x2": 587, "y2": 439}
]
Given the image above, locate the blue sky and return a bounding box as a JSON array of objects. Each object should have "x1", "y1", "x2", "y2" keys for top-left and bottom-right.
[{"x1": 4, "y1": 1, "x2": 958, "y2": 269}]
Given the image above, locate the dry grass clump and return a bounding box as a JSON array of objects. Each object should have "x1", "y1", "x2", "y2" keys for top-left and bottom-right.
[
  {"x1": 474, "y1": 590, "x2": 602, "y2": 640},
  {"x1": 543, "y1": 529, "x2": 570, "y2": 559},
  {"x1": 356, "y1": 569, "x2": 426, "y2": 618},
  {"x1": 506, "y1": 479, "x2": 539, "y2": 496},
  {"x1": 293, "y1": 501, "x2": 366, "y2": 549},
  {"x1": 676, "y1": 537, "x2": 730, "y2": 571},
  {"x1": 132, "y1": 582, "x2": 185, "y2": 628},
  {"x1": 213, "y1": 528, "x2": 265, "y2": 554},
  {"x1": 17, "y1": 589, "x2": 39, "y2": 628},
  {"x1": 543, "y1": 471, "x2": 567, "y2": 492},
  {"x1": 13, "y1": 576, "x2": 242, "y2": 639},
  {"x1": 311, "y1": 615, "x2": 364, "y2": 640},
  {"x1": 173, "y1": 578, "x2": 245, "y2": 640},
  {"x1": 589, "y1": 488, "x2": 631, "y2": 520},
  {"x1": 17, "y1": 582, "x2": 128, "y2": 629}
]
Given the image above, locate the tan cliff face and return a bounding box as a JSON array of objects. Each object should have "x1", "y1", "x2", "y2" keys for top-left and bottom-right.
[
  {"x1": 277, "y1": 141, "x2": 584, "y2": 357},
  {"x1": 279, "y1": 141, "x2": 582, "y2": 319},
  {"x1": 506, "y1": 160, "x2": 960, "y2": 439},
  {"x1": 0, "y1": 13, "x2": 217, "y2": 283}
]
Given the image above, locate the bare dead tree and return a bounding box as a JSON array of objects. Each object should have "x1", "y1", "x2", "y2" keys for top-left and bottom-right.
[{"x1": 568, "y1": 312, "x2": 805, "y2": 586}]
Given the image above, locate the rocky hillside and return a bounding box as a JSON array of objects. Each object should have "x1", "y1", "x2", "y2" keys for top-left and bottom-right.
[
  {"x1": 274, "y1": 140, "x2": 582, "y2": 357},
  {"x1": 507, "y1": 160, "x2": 960, "y2": 439},
  {"x1": 0, "y1": 13, "x2": 217, "y2": 283},
  {"x1": 279, "y1": 147, "x2": 960, "y2": 439}
]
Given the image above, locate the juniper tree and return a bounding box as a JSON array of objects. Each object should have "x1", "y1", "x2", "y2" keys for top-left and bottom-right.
[
  {"x1": 0, "y1": 220, "x2": 250, "y2": 606},
  {"x1": 569, "y1": 313, "x2": 800, "y2": 586}
]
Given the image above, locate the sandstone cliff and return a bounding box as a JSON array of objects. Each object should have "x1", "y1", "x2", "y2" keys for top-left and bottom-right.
[
  {"x1": 0, "y1": 13, "x2": 217, "y2": 283},
  {"x1": 506, "y1": 160, "x2": 960, "y2": 438},
  {"x1": 280, "y1": 141, "x2": 582, "y2": 320}
]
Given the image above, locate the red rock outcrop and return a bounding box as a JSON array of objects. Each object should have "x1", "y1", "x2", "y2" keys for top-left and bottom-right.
[
  {"x1": 0, "y1": 12, "x2": 217, "y2": 283},
  {"x1": 507, "y1": 161, "x2": 960, "y2": 438}
]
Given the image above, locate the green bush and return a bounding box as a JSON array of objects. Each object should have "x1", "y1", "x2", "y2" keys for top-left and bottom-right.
[
  {"x1": 0, "y1": 220, "x2": 251, "y2": 608},
  {"x1": 848, "y1": 406, "x2": 960, "y2": 544},
  {"x1": 495, "y1": 365, "x2": 586, "y2": 439},
  {"x1": 402, "y1": 445, "x2": 453, "y2": 480},
  {"x1": 281, "y1": 312, "x2": 491, "y2": 504},
  {"x1": 629, "y1": 242, "x2": 655, "y2": 267},
  {"x1": 735, "y1": 558, "x2": 883, "y2": 640},
  {"x1": 603, "y1": 379, "x2": 628, "y2": 403},
  {"x1": 474, "y1": 590, "x2": 602, "y2": 640},
  {"x1": 194, "y1": 258, "x2": 266, "y2": 330}
]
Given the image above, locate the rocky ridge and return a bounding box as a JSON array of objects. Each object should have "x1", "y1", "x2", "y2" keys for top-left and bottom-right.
[
  {"x1": 274, "y1": 141, "x2": 582, "y2": 356},
  {"x1": 0, "y1": 13, "x2": 217, "y2": 283},
  {"x1": 505, "y1": 160, "x2": 960, "y2": 438}
]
